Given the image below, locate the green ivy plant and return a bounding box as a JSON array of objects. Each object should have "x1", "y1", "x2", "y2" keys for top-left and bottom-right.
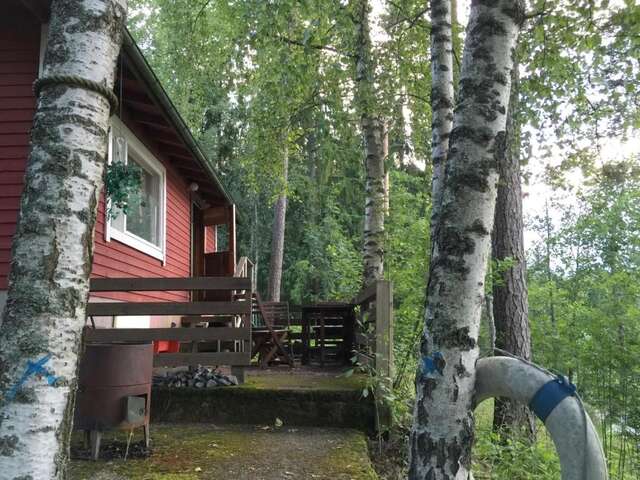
[{"x1": 105, "y1": 162, "x2": 144, "y2": 220}]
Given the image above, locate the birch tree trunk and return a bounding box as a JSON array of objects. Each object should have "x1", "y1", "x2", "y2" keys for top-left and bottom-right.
[
  {"x1": 383, "y1": 126, "x2": 390, "y2": 216},
  {"x1": 409, "y1": 2, "x2": 525, "y2": 478},
  {"x1": 491, "y1": 61, "x2": 536, "y2": 439},
  {"x1": 0, "y1": 1, "x2": 126, "y2": 478},
  {"x1": 267, "y1": 147, "x2": 288, "y2": 302},
  {"x1": 362, "y1": 116, "x2": 386, "y2": 285},
  {"x1": 429, "y1": 0, "x2": 455, "y2": 234},
  {"x1": 354, "y1": 0, "x2": 385, "y2": 286}
]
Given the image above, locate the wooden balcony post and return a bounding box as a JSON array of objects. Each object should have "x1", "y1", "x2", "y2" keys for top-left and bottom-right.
[{"x1": 228, "y1": 204, "x2": 236, "y2": 274}]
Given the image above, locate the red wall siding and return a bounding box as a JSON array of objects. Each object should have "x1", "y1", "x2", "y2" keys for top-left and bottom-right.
[
  {"x1": 91, "y1": 138, "x2": 193, "y2": 303},
  {"x1": 0, "y1": 16, "x2": 195, "y2": 300},
  {"x1": 0, "y1": 18, "x2": 40, "y2": 289}
]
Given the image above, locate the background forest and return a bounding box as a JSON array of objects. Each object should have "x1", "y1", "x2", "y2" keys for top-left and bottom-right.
[{"x1": 126, "y1": 1, "x2": 640, "y2": 478}]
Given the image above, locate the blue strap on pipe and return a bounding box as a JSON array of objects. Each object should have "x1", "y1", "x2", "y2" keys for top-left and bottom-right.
[{"x1": 529, "y1": 374, "x2": 577, "y2": 422}]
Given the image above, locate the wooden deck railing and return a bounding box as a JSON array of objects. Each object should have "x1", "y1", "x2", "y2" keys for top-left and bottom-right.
[
  {"x1": 353, "y1": 280, "x2": 394, "y2": 429},
  {"x1": 85, "y1": 276, "x2": 252, "y2": 369},
  {"x1": 353, "y1": 280, "x2": 393, "y2": 380},
  {"x1": 234, "y1": 256, "x2": 256, "y2": 292}
]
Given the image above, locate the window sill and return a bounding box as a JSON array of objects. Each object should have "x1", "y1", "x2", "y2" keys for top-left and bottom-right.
[{"x1": 109, "y1": 228, "x2": 165, "y2": 263}]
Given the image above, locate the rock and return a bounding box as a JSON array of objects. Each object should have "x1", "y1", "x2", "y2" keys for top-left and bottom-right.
[{"x1": 158, "y1": 367, "x2": 237, "y2": 389}]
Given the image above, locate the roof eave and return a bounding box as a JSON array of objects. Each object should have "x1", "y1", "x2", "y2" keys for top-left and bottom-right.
[{"x1": 121, "y1": 29, "x2": 235, "y2": 207}]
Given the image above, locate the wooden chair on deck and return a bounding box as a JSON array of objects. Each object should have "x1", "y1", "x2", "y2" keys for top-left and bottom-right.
[{"x1": 251, "y1": 294, "x2": 294, "y2": 367}]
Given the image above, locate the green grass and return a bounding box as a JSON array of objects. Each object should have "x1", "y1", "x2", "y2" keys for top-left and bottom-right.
[
  {"x1": 472, "y1": 400, "x2": 640, "y2": 479},
  {"x1": 472, "y1": 400, "x2": 562, "y2": 480}
]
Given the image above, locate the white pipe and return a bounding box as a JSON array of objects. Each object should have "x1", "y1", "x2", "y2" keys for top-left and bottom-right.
[{"x1": 475, "y1": 356, "x2": 608, "y2": 480}]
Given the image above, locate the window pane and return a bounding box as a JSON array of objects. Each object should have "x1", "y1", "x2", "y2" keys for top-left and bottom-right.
[
  {"x1": 126, "y1": 157, "x2": 160, "y2": 246},
  {"x1": 111, "y1": 208, "x2": 125, "y2": 232}
]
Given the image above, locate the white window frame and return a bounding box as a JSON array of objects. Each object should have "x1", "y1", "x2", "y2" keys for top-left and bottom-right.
[{"x1": 105, "y1": 117, "x2": 167, "y2": 264}]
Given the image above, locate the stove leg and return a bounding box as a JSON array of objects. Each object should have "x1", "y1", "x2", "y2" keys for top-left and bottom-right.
[
  {"x1": 90, "y1": 430, "x2": 102, "y2": 461},
  {"x1": 143, "y1": 424, "x2": 150, "y2": 449},
  {"x1": 83, "y1": 430, "x2": 91, "y2": 449}
]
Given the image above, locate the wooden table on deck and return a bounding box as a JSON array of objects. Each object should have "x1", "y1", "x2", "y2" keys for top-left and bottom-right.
[{"x1": 251, "y1": 328, "x2": 288, "y2": 367}]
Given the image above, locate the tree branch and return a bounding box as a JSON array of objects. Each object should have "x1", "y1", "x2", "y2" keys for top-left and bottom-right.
[
  {"x1": 524, "y1": 9, "x2": 548, "y2": 20},
  {"x1": 387, "y1": 6, "x2": 429, "y2": 29},
  {"x1": 192, "y1": 0, "x2": 213, "y2": 30},
  {"x1": 274, "y1": 34, "x2": 354, "y2": 58}
]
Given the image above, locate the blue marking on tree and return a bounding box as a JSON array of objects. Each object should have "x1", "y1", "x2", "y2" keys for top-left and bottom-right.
[
  {"x1": 422, "y1": 352, "x2": 445, "y2": 377},
  {"x1": 7, "y1": 354, "x2": 58, "y2": 400}
]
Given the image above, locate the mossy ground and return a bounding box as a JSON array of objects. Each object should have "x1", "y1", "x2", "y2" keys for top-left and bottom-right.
[
  {"x1": 69, "y1": 424, "x2": 378, "y2": 480},
  {"x1": 242, "y1": 369, "x2": 367, "y2": 392},
  {"x1": 150, "y1": 368, "x2": 375, "y2": 431}
]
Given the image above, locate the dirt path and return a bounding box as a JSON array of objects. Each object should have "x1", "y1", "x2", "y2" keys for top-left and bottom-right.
[{"x1": 70, "y1": 423, "x2": 378, "y2": 480}]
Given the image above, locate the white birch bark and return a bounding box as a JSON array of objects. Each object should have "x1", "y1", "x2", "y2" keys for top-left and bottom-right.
[
  {"x1": 0, "y1": 1, "x2": 126, "y2": 478},
  {"x1": 383, "y1": 127, "x2": 390, "y2": 217},
  {"x1": 355, "y1": 0, "x2": 385, "y2": 286},
  {"x1": 429, "y1": 0, "x2": 455, "y2": 234},
  {"x1": 409, "y1": 1, "x2": 525, "y2": 478},
  {"x1": 267, "y1": 147, "x2": 288, "y2": 302}
]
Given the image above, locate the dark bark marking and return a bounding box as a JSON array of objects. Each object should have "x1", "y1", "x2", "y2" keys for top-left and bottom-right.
[
  {"x1": 454, "y1": 358, "x2": 468, "y2": 376},
  {"x1": 452, "y1": 375, "x2": 459, "y2": 402},
  {"x1": 43, "y1": 234, "x2": 60, "y2": 284},
  {"x1": 500, "y1": 3, "x2": 526, "y2": 24},
  {"x1": 466, "y1": 219, "x2": 489, "y2": 236},
  {"x1": 417, "y1": 402, "x2": 430, "y2": 425},
  {"x1": 0, "y1": 435, "x2": 19, "y2": 456},
  {"x1": 438, "y1": 327, "x2": 477, "y2": 350},
  {"x1": 421, "y1": 377, "x2": 438, "y2": 400},
  {"x1": 14, "y1": 388, "x2": 36, "y2": 404},
  {"x1": 449, "y1": 125, "x2": 494, "y2": 147},
  {"x1": 471, "y1": 13, "x2": 507, "y2": 37},
  {"x1": 59, "y1": 0, "x2": 126, "y2": 49}
]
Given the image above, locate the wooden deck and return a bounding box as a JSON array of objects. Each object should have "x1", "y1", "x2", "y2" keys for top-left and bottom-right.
[
  {"x1": 84, "y1": 275, "x2": 393, "y2": 388},
  {"x1": 85, "y1": 275, "x2": 253, "y2": 368}
]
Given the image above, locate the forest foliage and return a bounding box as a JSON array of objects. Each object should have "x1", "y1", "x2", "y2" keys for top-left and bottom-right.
[{"x1": 127, "y1": 0, "x2": 640, "y2": 477}]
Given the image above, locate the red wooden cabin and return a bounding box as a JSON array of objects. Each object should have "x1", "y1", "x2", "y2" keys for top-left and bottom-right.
[{"x1": 1, "y1": 1, "x2": 244, "y2": 336}]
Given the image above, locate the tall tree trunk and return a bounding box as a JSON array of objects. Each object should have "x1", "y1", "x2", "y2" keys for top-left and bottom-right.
[
  {"x1": 409, "y1": 2, "x2": 524, "y2": 478},
  {"x1": 362, "y1": 116, "x2": 386, "y2": 285},
  {"x1": 450, "y1": 0, "x2": 463, "y2": 91},
  {"x1": 0, "y1": 1, "x2": 126, "y2": 477},
  {"x1": 429, "y1": 0, "x2": 455, "y2": 235},
  {"x1": 544, "y1": 201, "x2": 556, "y2": 328},
  {"x1": 267, "y1": 147, "x2": 288, "y2": 302},
  {"x1": 394, "y1": 94, "x2": 407, "y2": 168},
  {"x1": 491, "y1": 62, "x2": 536, "y2": 439},
  {"x1": 383, "y1": 126, "x2": 390, "y2": 216},
  {"x1": 355, "y1": 0, "x2": 385, "y2": 286}
]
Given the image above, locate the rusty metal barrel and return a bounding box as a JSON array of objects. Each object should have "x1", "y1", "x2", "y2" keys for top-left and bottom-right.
[{"x1": 74, "y1": 342, "x2": 153, "y2": 456}]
